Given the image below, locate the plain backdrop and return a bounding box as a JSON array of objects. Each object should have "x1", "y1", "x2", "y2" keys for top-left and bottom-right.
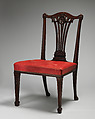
[{"x1": 0, "y1": 0, "x2": 95, "y2": 119}]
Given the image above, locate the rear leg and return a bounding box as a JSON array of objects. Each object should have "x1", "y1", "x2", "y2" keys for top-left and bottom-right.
[
  {"x1": 73, "y1": 69, "x2": 79, "y2": 100},
  {"x1": 42, "y1": 76, "x2": 50, "y2": 96}
]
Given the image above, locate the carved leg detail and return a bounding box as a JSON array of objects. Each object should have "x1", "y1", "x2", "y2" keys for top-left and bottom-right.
[
  {"x1": 57, "y1": 77, "x2": 63, "y2": 114},
  {"x1": 42, "y1": 76, "x2": 50, "y2": 97},
  {"x1": 73, "y1": 69, "x2": 79, "y2": 101},
  {"x1": 14, "y1": 71, "x2": 20, "y2": 106}
]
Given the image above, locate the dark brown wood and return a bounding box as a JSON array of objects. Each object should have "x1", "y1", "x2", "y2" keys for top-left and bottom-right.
[
  {"x1": 73, "y1": 66, "x2": 79, "y2": 100},
  {"x1": 14, "y1": 71, "x2": 20, "y2": 106},
  {"x1": 42, "y1": 75, "x2": 50, "y2": 96},
  {"x1": 73, "y1": 15, "x2": 83, "y2": 64},
  {"x1": 57, "y1": 77, "x2": 63, "y2": 114},
  {"x1": 14, "y1": 12, "x2": 83, "y2": 114},
  {"x1": 41, "y1": 13, "x2": 46, "y2": 60},
  {"x1": 72, "y1": 15, "x2": 83, "y2": 100}
]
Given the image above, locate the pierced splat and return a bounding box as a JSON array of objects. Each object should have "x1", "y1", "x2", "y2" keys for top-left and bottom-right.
[{"x1": 51, "y1": 14, "x2": 73, "y2": 61}]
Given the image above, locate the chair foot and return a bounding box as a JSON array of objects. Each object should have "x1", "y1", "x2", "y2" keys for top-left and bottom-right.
[
  {"x1": 57, "y1": 107, "x2": 62, "y2": 114},
  {"x1": 74, "y1": 96, "x2": 79, "y2": 101},
  {"x1": 15, "y1": 101, "x2": 20, "y2": 106},
  {"x1": 46, "y1": 92, "x2": 50, "y2": 97}
]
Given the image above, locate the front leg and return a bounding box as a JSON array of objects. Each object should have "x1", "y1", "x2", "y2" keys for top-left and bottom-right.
[
  {"x1": 56, "y1": 77, "x2": 63, "y2": 114},
  {"x1": 14, "y1": 71, "x2": 21, "y2": 106}
]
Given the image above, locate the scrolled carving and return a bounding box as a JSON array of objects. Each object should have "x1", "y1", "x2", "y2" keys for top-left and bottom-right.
[
  {"x1": 51, "y1": 14, "x2": 73, "y2": 24},
  {"x1": 58, "y1": 15, "x2": 67, "y2": 24}
]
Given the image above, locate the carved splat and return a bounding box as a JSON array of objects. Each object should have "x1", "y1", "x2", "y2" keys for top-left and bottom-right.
[{"x1": 51, "y1": 14, "x2": 73, "y2": 61}]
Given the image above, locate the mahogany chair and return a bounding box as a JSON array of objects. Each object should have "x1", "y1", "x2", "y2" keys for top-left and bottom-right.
[{"x1": 14, "y1": 12, "x2": 83, "y2": 113}]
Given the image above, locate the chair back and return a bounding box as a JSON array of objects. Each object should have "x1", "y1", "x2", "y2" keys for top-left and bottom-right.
[{"x1": 41, "y1": 12, "x2": 83, "y2": 63}]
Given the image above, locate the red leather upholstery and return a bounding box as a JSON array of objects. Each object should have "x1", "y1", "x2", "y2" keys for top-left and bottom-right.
[{"x1": 14, "y1": 59, "x2": 77, "y2": 76}]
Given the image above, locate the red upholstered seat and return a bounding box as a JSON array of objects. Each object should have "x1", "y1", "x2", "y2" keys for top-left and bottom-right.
[{"x1": 14, "y1": 59, "x2": 77, "y2": 76}]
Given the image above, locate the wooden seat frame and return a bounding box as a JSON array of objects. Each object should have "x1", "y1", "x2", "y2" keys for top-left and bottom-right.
[{"x1": 14, "y1": 12, "x2": 83, "y2": 113}]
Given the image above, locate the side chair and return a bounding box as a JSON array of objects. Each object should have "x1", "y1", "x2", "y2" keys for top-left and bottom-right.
[{"x1": 14, "y1": 12, "x2": 83, "y2": 113}]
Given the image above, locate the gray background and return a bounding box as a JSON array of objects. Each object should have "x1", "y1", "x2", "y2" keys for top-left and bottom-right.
[{"x1": 0, "y1": 0, "x2": 95, "y2": 119}]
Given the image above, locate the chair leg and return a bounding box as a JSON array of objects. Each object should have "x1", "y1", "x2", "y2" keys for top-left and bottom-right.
[
  {"x1": 14, "y1": 71, "x2": 20, "y2": 106},
  {"x1": 73, "y1": 69, "x2": 79, "y2": 100},
  {"x1": 56, "y1": 77, "x2": 63, "y2": 114},
  {"x1": 42, "y1": 76, "x2": 50, "y2": 96}
]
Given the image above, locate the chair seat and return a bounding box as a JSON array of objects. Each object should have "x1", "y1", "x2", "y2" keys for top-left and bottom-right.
[{"x1": 14, "y1": 59, "x2": 77, "y2": 76}]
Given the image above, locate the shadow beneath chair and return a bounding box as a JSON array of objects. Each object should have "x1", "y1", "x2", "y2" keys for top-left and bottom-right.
[
  {"x1": 0, "y1": 94, "x2": 73, "y2": 113},
  {"x1": 0, "y1": 98, "x2": 14, "y2": 107},
  {"x1": 20, "y1": 94, "x2": 57, "y2": 113}
]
